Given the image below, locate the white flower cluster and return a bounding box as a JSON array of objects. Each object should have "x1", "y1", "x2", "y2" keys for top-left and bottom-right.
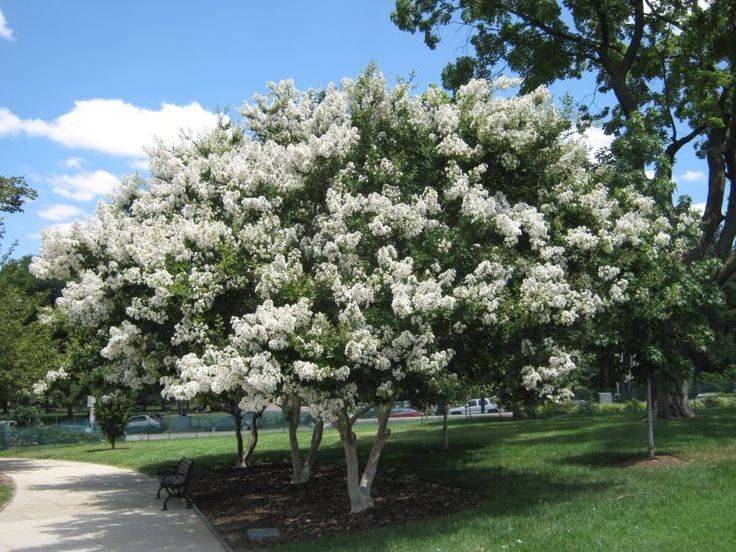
[
  {"x1": 31, "y1": 368, "x2": 69, "y2": 396},
  {"x1": 520, "y1": 339, "x2": 577, "y2": 401},
  {"x1": 30, "y1": 69, "x2": 693, "y2": 414}
]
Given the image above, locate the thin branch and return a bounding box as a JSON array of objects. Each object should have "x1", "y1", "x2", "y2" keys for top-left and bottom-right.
[
  {"x1": 349, "y1": 403, "x2": 375, "y2": 426},
  {"x1": 665, "y1": 125, "x2": 706, "y2": 161},
  {"x1": 643, "y1": 0, "x2": 686, "y2": 31}
]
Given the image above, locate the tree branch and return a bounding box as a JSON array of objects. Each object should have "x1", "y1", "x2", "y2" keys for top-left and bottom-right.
[
  {"x1": 349, "y1": 403, "x2": 375, "y2": 426},
  {"x1": 622, "y1": 0, "x2": 645, "y2": 74}
]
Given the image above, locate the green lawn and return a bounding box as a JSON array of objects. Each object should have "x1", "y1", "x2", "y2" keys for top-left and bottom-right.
[
  {"x1": 0, "y1": 476, "x2": 12, "y2": 510},
  {"x1": 2, "y1": 411, "x2": 736, "y2": 551}
]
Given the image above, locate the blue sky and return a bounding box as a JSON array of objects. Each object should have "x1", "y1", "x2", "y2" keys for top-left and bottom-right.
[{"x1": 0, "y1": 1, "x2": 708, "y2": 258}]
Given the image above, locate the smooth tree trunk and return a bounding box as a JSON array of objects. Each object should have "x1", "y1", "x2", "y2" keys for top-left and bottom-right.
[
  {"x1": 338, "y1": 403, "x2": 392, "y2": 514},
  {"x1": 442, "y1": 406, "x2": 449, "y2": 451},
  {"x1": 646, "y1": 376, "x2": 655, "y2": 459},
  {"x1": 234, "y1": 407, "x2": 246, "y2": 468},
  {"x1": 242, "y1": 406, "x2": 266, "y2": 467},
  {"x1": 285, "y1": 396, "x2": 324, "y2": 484}
]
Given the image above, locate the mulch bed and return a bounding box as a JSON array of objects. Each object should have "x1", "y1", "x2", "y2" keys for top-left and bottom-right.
[{"x1": 191, "y1": 462, "x2": 478, "y2": 549}]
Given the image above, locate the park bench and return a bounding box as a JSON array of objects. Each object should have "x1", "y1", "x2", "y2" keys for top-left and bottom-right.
[{"x1": 156, "y1": 457, "x2": 194, "y2": 510}]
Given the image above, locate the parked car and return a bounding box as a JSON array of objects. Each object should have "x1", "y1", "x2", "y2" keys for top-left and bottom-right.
[
  {"x1": 389, "y1": 407, "x2": 422, "y2": 418},
  {"x1": 448, "y1": 398, "x2": 499, "y2": 415},
  {"x1": 126, "y1": 414, "x2": 164, "y2": 433},
  {"x1": 362, "y1": 406, "x2": 422, "y2": 419},
  {"x1": 210, "y1": 415, "x2": 252, "y2": 432}
]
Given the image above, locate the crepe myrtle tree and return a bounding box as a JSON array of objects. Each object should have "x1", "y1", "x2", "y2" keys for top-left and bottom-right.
[
  {"x1": 192, "y1": 69, "x2": 691, "y2": 512},
  {"x1": 33, "y1": 67, "x2": 692, "y2": 514},
  {"x1": 29, "y1": 116, "x2": 329, "y2": 472}
]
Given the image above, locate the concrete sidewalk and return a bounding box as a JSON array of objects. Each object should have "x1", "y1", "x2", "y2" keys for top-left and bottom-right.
[{"x1": 0, "y1": 457, "x2": 225, "y2": 551}]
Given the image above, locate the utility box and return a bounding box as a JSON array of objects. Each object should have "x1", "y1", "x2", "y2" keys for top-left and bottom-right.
[{"x1": 598, "y1": 392, "x2": 613, "y2": 404}]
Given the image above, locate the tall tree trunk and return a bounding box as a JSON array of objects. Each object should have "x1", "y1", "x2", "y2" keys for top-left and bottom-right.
[
  {"x1": 442, "y1": 406, "x2": 449, "y2": 451},
  {"x1": 655, "y1": 374, "x2": 694, "y2": 419},
  {"x1": 697, "y1": 130, "x2": 727, "y2": 258},
  {"x1": 66, "y1": 382, "x2": 74, "y2": 418},
  {"x1": 242, "y1": 406, "x2": 266, "y2": 467},
  {"x1": 285, "y1": 395, "x2": 323, "y2": 484},
  {"x1": 2, "y1": 397, "x2": 8, "y2": 415},
  {"x1": 341, "y1": 422, "x2": 373, "y2": 513},
  {"x1": 338, "y1": 403, "x2": 392, "y2": 514},
  {"x1": 234, "y1": 407, "x2": 246, "y2": 468},
  {"x1": 304, "y1": 419, "x2": 324, "y2": 475},
  {"x1": 646, "y1": 375, "x2": 655, "y2": 459}
]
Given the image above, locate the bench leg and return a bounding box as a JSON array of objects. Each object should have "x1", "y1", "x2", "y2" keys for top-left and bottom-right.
[
  {"x1": 162, "y1": 494, "x2": 171, "y2": 511},
  {"x1": 185, "y1": 494, "x2": 192, "y2": 509},
  {"x1": 156, "y1": 483, "x2": 164, "y2": 499}
]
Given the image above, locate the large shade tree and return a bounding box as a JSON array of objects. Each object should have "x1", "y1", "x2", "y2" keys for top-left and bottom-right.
[{"x1": 392, "y1": 0, "x2": 734, "y2": 416}]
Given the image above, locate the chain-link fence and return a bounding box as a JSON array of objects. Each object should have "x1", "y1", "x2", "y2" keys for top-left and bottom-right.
[{"x1": 0, "y1": 409, "x2": 316, "y2": 449}]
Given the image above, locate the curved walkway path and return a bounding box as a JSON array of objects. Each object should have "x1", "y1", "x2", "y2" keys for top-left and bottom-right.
[{"x1": 0, "y1": 458, "x2": 225, "y2": 552}]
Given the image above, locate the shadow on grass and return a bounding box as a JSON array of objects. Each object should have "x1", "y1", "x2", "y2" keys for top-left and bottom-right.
[
  {"x1": 86, "y1": 448, "x2": 130, "y2": 453},
  {"x1": 557, "y1": 449, "x2": 678, "y2": 468}
]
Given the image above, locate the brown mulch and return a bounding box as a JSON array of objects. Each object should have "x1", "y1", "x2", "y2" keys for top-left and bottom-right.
[
  {"x1": 616, "y1": 454, "x2": 684, "y2": 468},
  {"x1": 190, "y1": 462, "x2": 478, "y2": 550}
]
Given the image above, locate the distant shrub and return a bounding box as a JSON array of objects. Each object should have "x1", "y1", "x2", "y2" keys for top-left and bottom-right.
[
  {"x1": 13, "y1": 405, "x2": 42, "y2": 427},
  {"x1": 704, "y1": 395, "x2": 726, "y2": 408},
  {"x1": 8, "y1": 425, "x2": 101, "y2": 447},
  {"x1": 623, "y1": 400, "x2": 646, "y2": 413},
  {"x1": 536, "y1": 401, "x2": 576, "y2": 418},
  {"x1": 95, "y1": 393, "x2": 133, "y2": 449},
  {"x1": 574, "y1": 402, "x2": 594, "y2": 415}
]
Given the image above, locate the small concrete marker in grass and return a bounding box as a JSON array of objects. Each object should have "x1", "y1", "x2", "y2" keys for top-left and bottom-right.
[{"x1": 247, "y1": 528, "x2": 282, "y2": 542}]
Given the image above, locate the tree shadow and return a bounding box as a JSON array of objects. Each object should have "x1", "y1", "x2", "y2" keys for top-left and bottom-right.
[{"x1": 557, "y1": 449, "x2": 680, "y2": 468}]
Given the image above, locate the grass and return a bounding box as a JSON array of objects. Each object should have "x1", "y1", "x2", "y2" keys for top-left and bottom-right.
[
  {"x1": 0, "y1": 478, "x2": 12, "y2": 510},
  {"x1": 3, "y1": 410, "x2": 736, "y2": 551}
]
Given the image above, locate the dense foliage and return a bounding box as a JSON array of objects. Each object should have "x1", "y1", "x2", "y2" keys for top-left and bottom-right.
[{"x1": 31, "y1": 69, "x2": 700, "y2": 511}]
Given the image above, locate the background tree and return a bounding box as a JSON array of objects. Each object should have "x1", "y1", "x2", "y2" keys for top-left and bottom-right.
[
  {"x1": 392, "y1": 0, "x2": 733, "y2": 416},
  {"x1": 95, "y1": 391, "x2": 133, "y2": 450},
  {"x1": 1, "y1": 176, "x2": 38, "y2": 260},
  {"x1": 0, "y1": 257, "x2": 63, "y2": 414}
]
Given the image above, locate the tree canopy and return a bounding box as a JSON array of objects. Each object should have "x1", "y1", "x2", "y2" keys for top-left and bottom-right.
[
  {"x1": 31, "y1": 68, "x2": 700, "y2": 512},
  {"x1": 392, "y1": 0, "x2": 735, "y2": 274}
]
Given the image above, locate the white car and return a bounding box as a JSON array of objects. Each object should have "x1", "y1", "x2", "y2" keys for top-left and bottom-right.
[
  {"x1": 448, "y1": 398, "x2": 499, "y2": 415},
  {"x1": 126, "y1": 415, "x2": 163, "y2": 433}
]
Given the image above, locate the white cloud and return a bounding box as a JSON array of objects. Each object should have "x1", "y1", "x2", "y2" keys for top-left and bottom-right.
[
  {"x1": 679, "y1": 170, "x2": 706, "y2": 182},
  {"x1": 0, "y1": 99, "x2": 218, "y2": 157},
  {"x1": 47, "y1": 170, "x2": 121, "y2": 201},
  {"x1": 37, "y1": 204, "x2": 84, "y2": 221},
  {"x1": 0, "y1": 10, "x2": 15, "y2": 41},
  {"x1": 64, "y1": 157, "x2": 85, "y2": 169},
  {"x1": 691, "y1": 202, "x2": 706, "y2": 215},
  {"x1": 129, "y1": 157, "x2": 150, "y2": 171},
  {"x1": 581, "y1": 126, "x2": 614, "y2": 161},
  {"x1": 28, "y1": 221, "x2": 82, "y2": 241},
  {"x1": 645, "y1": 169, "x2": 655, "y2": 179}
]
